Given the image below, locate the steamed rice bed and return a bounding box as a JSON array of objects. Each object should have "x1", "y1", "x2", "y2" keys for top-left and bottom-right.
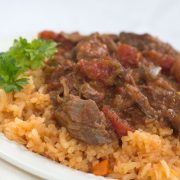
[{"x1": 0, "y1": 69, "x2": 179, "y2": 180}]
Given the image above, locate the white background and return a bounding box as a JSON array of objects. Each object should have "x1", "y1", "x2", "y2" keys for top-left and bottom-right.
[
  {"x1": 0, "y1": 0, "x2": 180, "y2": 179},
  {"x1": 0, "y1": 0, "x2": 180, "y2": 49}
]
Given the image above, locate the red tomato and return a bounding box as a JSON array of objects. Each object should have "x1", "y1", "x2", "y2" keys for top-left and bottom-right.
[
  {"x1": 78, "y1": 59, "x2": 121, "y2": 85},
  {"x1": 117, "y1": 44, "x2": 140, "y2": 67},
  {"x1": 143, "y1": 50, "x2": 175, "y2": 73},
  {"x1": 102, "y1": 106, "x2": 134, "y2": 138},
  {"x1": 38, "y1": 31, "x2": 57, "y2": 40}
]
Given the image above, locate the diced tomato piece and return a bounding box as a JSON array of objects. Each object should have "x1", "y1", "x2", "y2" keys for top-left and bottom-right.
[
  {"x1": 161, "y1": 54, "x2": 174, "y2": 73},
  {"x1": 143, "y1": 50, "x2": 162, "y2": 64},
  {"x1": 38, "y1": 31, "x2": 57, "y2": 40},
  {"x1": 171, "y1": 59, "x2": 180, "y2": 82},
  {"x1": 102, "y1": 106, "x2": 134, "y2": 137},
  {"x1": 117, "y1": 44, "x2": 140, "y2": 67},
  {"x1": 78, "y1": 59, "x2": 121, "y2": 85},
  {"x1": 143, "y1": 50, "x2": 175, "y2": 73}
]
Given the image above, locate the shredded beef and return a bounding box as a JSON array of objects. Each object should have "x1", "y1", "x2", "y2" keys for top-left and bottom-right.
[{"x1": 40, "y1": 31, "x2": 180, "y2": 145}]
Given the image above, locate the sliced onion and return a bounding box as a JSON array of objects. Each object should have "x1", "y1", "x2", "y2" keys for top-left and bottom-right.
[{"x1": 149, "y1": 66, "x2": 161, "y2": 78}]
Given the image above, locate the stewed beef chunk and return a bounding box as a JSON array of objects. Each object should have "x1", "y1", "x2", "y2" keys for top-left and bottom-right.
[
  {"x1": 42, "y1": 31, "x2": 180, "y2": 145},
  {"x1": 76, "y1": 34, "x2": 109, "y2": 60},
  {"x1": 80, "y1": 83, "x2": 104, "y2": 103},
  {"x1": 55, "y1": 96, "x2": 117, "y2": 144},
  {"x1": 119, "y1": 32, "x2": 179, "y2": 56}
]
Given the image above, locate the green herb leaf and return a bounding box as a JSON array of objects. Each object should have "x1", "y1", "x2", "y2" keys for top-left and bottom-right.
[
  {"x1": 8, "y1": 37, "x2": 57, "y2": 70},
  {"x1": 0, "y1": 54, "x2": 29, "y2": 92},
  {"x1": 0, "y1": 37, "x2": 57, "y2": 92}
]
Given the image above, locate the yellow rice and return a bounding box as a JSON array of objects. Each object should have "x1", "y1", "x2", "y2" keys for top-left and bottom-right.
[{"x1": 0, "y1": 70, "x2": 179, "y2": 180}]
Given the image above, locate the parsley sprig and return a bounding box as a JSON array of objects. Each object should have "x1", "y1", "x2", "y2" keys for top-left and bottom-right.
[{"x1": 0, "y1": 38, "x2": 57, "y2": 92}]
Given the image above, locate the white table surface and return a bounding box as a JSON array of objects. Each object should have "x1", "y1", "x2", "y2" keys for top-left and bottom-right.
[{"x1": 0, "y1": 0, "x2": 180, "y2": 179}]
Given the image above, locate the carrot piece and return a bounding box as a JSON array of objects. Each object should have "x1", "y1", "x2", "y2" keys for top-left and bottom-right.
[{"x1": 92, "y1": 160, "x2": 109, "y2": 176}]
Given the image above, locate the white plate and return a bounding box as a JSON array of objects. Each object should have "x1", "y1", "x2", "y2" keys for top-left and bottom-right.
[
  {"x1": 0, "y1": 134, "x2": 106, "y2": 180},
  {"x1": 0, "y1": 0, "x2": 180, "y2": 179},
  {"x1": 0, "y1": 34, "x2": 106, "y2": 180}
]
